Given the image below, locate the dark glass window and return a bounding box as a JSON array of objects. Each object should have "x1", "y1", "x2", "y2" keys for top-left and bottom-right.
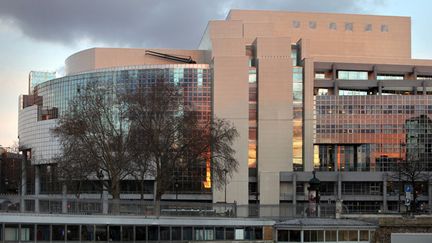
[
  {"x1": 36, "y1": 224, "x2": 50, "y2": 241},
  {"x1": 95, "y1": 225, "x2": 107, "y2": 241},
  {"x1": 225, "y1": 228, "x2": 234, "y2": 240},
  {"x1": 171, "y1": 227, "x2": 181, "y2": 241},
  {"x1": 67, "y1": 225, "x2": 80, "y2": 241},
  {"x1": 183, "y1": 227, "x2": 192, "y2": 241},
  {"x1": 278, "y1": 230, "x2": 288, "y2": 241},
  {"x1": 109, "y1": 226, "x2": 121, "y2": 241},
  {"x1": 135, "y1": 226, "x2": 146, "y2": 241},
  {"x1": 148, "y1": 226, "x2": 158, "y2": 241},
  {"x1": 215, "y1": 227, "x2": 224, "y2": 240},
  {"x1": 160, "y1": 226, "x2": 170, "y2": 241},
  {"x1": 289, "y1": 230, "x2": 301, "y2": 242},
  {"x1": 81, "y1": 225, "x2": 94, "y2": 241},
  {"x1": 122, "y1": 226, "x2": 134, "y2": 241}
]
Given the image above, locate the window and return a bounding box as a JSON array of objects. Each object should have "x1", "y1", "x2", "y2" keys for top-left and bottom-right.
[
  {"x1": 325, "y1": 230, "x2": 337, "y2": 241},
  {"x1": 381, "y1": 24, "x2": 389, "y2": 32},
  {"x1": 315, "y1": 72, "x2": 325, "y2": 79},
  {"x1": 345, "y1": 22, "x2": 354, "y2": 31},
  {"x1": 172, "y1": 227, "x2": 181, "y2": 241},
  {"x1": 365, "y1": 24, "x2": 372, "y2": 32},
  {"x1": 67, "y1": 225, "x2": 80, "y2": 241},
  {"x1": 329, "y1": 22, "x2": 337, "y2": 30},
  {"x1": 292, "y1": 20, "x2": 301, "y2": 28},
  {"x1": 360, "y1": 230, "x2": 369, "y2": 241},
  {"x1": 309, "y1": 21, "x2": 317, "y2": 29},
  {"x1": 338, "y1": 71, "x2": 368, "y2": 80},
  {"x1": 122, "y1": 226, "x2": 134, "y2": 241},
  {"x1": 135, "y1": 226, "x2": 146, "y2": 241}
]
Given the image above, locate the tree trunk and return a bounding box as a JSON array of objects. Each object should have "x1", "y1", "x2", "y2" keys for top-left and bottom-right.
[{"x1": 111, "y1": 177, "x2": 121, "y2": 214}]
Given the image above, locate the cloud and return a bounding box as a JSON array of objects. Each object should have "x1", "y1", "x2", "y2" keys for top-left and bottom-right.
[{"x1": 0, "y1": 0, "x2": 386, "y2": 49}]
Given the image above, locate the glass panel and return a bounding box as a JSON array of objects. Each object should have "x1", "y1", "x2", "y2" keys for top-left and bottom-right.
[
  {"x1": 325, "y1": 230, "x2": 337, "y2": 241},
  {"x1": 135, "y1": 226, "x2": 146, "y2": 241},
  {"x1": 278, "y1": 230, "x2": 288, "y2": 241},
  {"x1": 194, "y1": 228, "x2": 204, "y2": 241},
  {"x1": 360, "y1": 230, "x2": 369, "y2": 241},
  {"x1": 148, "y1": 226, "x2": 158, "y2": 241},
  {"x1": 67, "y1": 225, "x2": 80, "y2": 241},
  {"x1": 205, "y1": 228, "x2": 214, "y2": 240},
  {"x1": 160, "y1": 226, "x2": 170, "y2": 241},
  {"x1": 235, "y1": 228, "x2": 244, "y2": 240},
  {"x1": 36, "y1": 225, "x2": 50, "y2": 242},
  {"x1": 171, "y1": 227, "x2": 181, "y2": 241},
  {"x1": 81, "y1": 225, "x2": 94, "y2": 241},
  {"x1": 215, "y1": 227, "x2": 224, "y2": 240},
  {"x1": 289, "y1": 230, "x2": 301, "y2": 242},
  {"x1": 182, "y1": 227, "x2": 192, "y2": 241},
  {"x1": 349, "y1": 230, "x2": 358, "y2": 241},
  {"x1": 254, "y1": 227, "x2": 263, "y2": 240},
  {"x1": 5, "y1": 224, "x2": 19, "y2": 241},
  {"x1": 21, "y1": 224, "x2": 35, "y2": 241},
  {"x1": 122, "y1": 226, "x2": 134, "y2": 241},
  {"x1": 225, "y1": 228, "x2": 234, "y2": 240},
  {"x1": 109, "y1": 226, "x2": 121, "y2": 241},
  {"x1": 95, "y1": 225, "x2": 107, "y2": 241},
  {"x1": 338, "y1": 230, "x2": 349, "y2": 241}
]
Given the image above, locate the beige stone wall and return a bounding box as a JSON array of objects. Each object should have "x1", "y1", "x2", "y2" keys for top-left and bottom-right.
[
  {"x1": 256, "y1": 37, "x2": 293, "y2": 204},
  {"x1": 65, "y1": 48, "x2": 208, "y2": 75},
  {"x1": 227, "y1": 10, "x2": 411, "y2": 59}
]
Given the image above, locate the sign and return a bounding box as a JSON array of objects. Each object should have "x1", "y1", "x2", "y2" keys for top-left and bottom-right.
[{"x1": 404, "y1": 184, "x2": 412, "y2": 193}]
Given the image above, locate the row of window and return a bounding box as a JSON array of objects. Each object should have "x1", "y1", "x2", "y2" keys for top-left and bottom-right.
[
  {"x1": 0, "y1": 224, "x2": 263, "y2": 242},
  {"x1": 292, "y1": 19, "x2": 389, "y2": 32},
  {"x1": 277, "y1": 229, "x2": 373, "y2": 242}
]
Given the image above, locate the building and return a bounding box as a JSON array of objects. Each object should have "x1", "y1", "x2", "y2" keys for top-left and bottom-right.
[{"x1": 18, "y1": 10, "x2": 432, "y2": 214}]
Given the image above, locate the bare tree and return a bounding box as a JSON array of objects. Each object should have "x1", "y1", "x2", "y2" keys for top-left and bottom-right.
[
  {"x1": 126, "y1": 80, "x2": 239, "y2": 201},
  {"x1": 391, "y1": 159, "x2": 430, "y2": 213},
  {"x1": 53, "y1": 82, "x2": 139, "y2": 200}
]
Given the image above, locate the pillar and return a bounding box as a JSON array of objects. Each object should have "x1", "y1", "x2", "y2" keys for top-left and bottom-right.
[
  {"x1": 429, "y1": 178, "x2": 432, "y2": 214},
  {"x1": 337, "y1": 172, "x2": 342, "y2": 200},
  {"x1": 34, "y1": 165, "x2": 40, "y2": 213},
  {"x1": 292, "y1": 173, "x2": 297, "y2": 216},
  {"x1": 383, "y1": 173, "x2": 388, "y2": 212},
  {"x1": 62, "y1": 184, "x2": 67, "y2": 213},
  {"x1": 20, "y1": 159, "x2": 26, "y2": 213}
]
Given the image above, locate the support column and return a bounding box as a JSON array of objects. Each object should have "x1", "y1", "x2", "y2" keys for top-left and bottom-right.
[
  {"x1": 34, "y1": 165, "x2": 40, "y2": 213},
  {"x1": 102, "y1": 187, "x2": 109, "y2": 214},
  {"x1": 422, "y1": 81, "x2": 427, "y2": 95},
  {"x1": 383, "y1": 173, "x2": 388, "y2": 213},
  {"x1": 333, "y1": 145, "x2": 338, "y2": 172},
  {"x1": 62, "y1": 184, "x2": 67, "y2": 213},
  {"x1": 292, "y1": 173, "x2": 297, "y2": 216},
  {"x1": 333, "y1": 81, "x2": 339, "y2": 95},
  {"x1": 337, "y1": 172, "x2": 342, "y2": 200},
  {"x1": 428, "y1": 178, "x2": 432, "y2": 214},
  {"x1": 20, "y1": 159, "x2": 26, "y2": 213}
]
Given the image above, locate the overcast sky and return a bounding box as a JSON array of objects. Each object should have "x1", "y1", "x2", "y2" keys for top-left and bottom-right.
[{"x1": 0, "y1": 0, "x2": 431, "y2": 147}]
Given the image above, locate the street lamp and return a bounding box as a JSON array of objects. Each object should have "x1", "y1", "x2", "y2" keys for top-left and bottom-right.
[{"x1": 308, "y1": 171, "x2": 321, "y2": 217}]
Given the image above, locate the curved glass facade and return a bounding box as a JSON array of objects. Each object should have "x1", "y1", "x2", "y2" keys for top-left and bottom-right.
[
  {"x1": 19, "y1": 64, "x2": 212, "y2": 193},
  {"x1": 33, "y1": 64, "x2": 211, "y2": 121}
]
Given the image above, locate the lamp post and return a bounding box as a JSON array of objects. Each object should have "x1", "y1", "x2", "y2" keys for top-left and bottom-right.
[{"x1": 308, "y1": 171, "x2": 321, "y2": 217}]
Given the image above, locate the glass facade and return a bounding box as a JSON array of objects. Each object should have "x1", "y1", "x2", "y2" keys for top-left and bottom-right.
[
  {"x1": 292, "y1": 45, "x2": 303, "y2": 170},
  {"x1": 314, "y1": 95, "x2": 432, "y2": 171},
  {"x1": 22, "y1": 64, "x2": 213, "y2": 193}
]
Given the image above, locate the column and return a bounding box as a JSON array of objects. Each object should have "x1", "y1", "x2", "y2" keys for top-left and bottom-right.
[
  {"x1": 62, "y1": 184, "x2": 67, "y2": 213},
  {"x1": 20, "y1": 159, "x2": 26, "y2": 213},
  {"x1": 334, "y1": 145, "x2": 338, "y2": 172},
  {"x1": 34, "y1": 165, "x2": 40, "y2": 213},
  {"x1": 383, "y1": 173, "x2": 388, "y2": 212},
  {"x1": 429, "y1": 178, "x2": 432, "y2": 214},
  {"x1": 292, "y1": 173, "x2": 297, "y2": 216},
  {"x1": 337, "y1": 172, "x2": 342, "y2": 200}
]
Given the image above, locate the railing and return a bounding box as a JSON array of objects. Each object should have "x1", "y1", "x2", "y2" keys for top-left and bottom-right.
[{"x1": 1, "y1": 194, "x2": 428, "y2": 218}]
